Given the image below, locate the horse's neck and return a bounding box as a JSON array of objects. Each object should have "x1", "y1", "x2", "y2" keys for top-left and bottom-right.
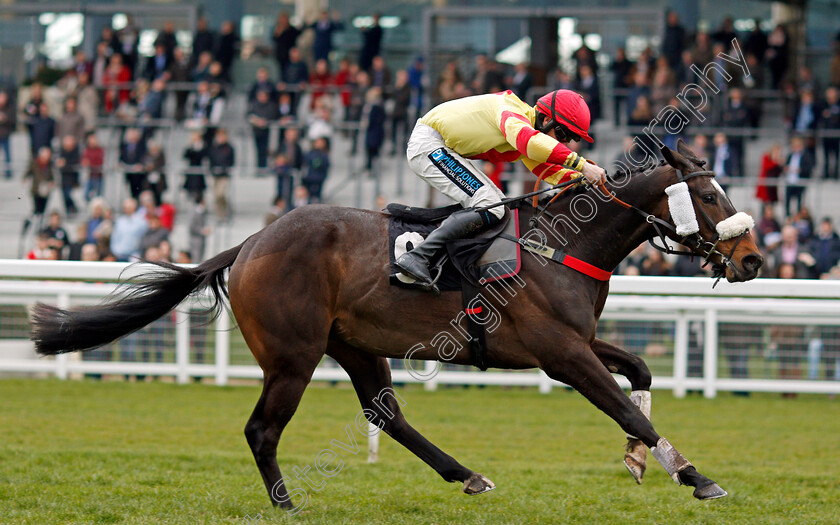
[{"x1": 539, "y1": 167, "x2": 673, "y2": 272}]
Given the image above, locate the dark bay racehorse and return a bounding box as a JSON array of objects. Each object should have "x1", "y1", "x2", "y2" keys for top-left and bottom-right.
[{"x1": 31, "y1": 141, "x2": 763, "y2": 507}]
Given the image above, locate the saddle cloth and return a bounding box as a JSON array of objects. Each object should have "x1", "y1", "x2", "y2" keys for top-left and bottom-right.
[{"x1": 387, "y1": 204, "x2": 522, "y2": 291}]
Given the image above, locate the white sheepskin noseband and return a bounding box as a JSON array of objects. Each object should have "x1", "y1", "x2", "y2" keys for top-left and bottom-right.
[
  {"x1": 716, "y1": 212, "x2": 755, "y2": 241},
  {"x1": 665, "y1": 182, "x2": 699, "y2": 236}
]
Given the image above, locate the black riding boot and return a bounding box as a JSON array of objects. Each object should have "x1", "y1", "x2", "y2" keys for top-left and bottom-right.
[{"x1": 395, "y1": 209, "x2": 497, "y2": 293}]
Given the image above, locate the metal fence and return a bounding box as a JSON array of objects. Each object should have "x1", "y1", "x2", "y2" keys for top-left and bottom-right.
[{"x1": 1, "y1": 260, "x2": 839, "y2": 397}]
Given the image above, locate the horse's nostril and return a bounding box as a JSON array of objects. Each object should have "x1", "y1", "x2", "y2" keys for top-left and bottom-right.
[{"x1": 742, "y1": 254, "x2": 764, "y2": 272}]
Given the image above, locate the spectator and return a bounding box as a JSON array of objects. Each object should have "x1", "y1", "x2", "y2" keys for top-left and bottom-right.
[
  {"x1": 691, "y1": 134, "x2": 710, "y2": 164},
  {"x1": 189, "y1": 197, "x2": 210, "y2": 262},
  {"x1": 308, "y1": 10, "x2": 344, "y2": 62},
  {"x1": 768, "y1": 225, "x2": 816, "y2": 278},
  {"x1": 408, "y1": 56, "x2": 425, "y2": 116},
  {"x1": 291, "y1": 184, "x2": 310, "y2": 209},
  {"x1": 821, "y1": 87, "x2": 840, "y2": 179},
  {"x1": 509, "y1": 62, "x2": 533, "y2": 101},
  {"x1": 610, "y1": 47, "x2": 634, "y2": 126},
  {"x1": 248, "y1": 89, "x2": 280, "y2": 169},
  {"x1": 278, "y1": 126, "x2": 303, "y2": 184},
  {"x1": 66, "y1": 222, "x2": 89, "y2": 261},
  {"x1": 573, "y1": 38, "x2": 598, "y2": 79},
  {"x1": 273, "y1": 152, "x2": 294, "y2": 207},
  {"x1": 71, "y1": 72, "x2": 99, "y2": 134},
  {"x1": 791, "y1": 90, "x2": 818, "y2": 143},
  {"x1": 154, "y1": 21, "x2": 178, "y2": 63},
  {"x1": 55, "y1": 98, "x2": 86, "y2": 147},
  {"x1": 675, "y1": 50, "x2": 696, "y2": 88},
  {"x1": 27, "y1": 233, "x2": 53, "y2": 260},
  {"x1": 575, "y1": 65, "x2": 600, "y2": 122},
  {"x1": 277, "y1": 92, "x2": 296, "y2": 122},
  {"x1": 187, "y1": 81, "x2": 225, "y2": 143},
  {"x1": 712, "y1": 16, "x2": 737, "y2": 46},
  {"x1": 120, "y1": 128, "x2": 147, "y2": 199},
  {"x1": 117, "y1": 15, "x2": 140, "y2": 75},
  {"x1": 362, "y1": 87, "x2": 386, "y2": 175},
  {"x1": 309, "y1": 59, "x2": 334, "y2": 110},
  {"x1": 215, "y1": 21, "x2": 240, "y2": 80},
  {"x1": 0, "y1": 91, "x2": 15, "y2": 178},
  {"x1": 690, "y1": 31, "x2": 715, "y2": 67},
  {"x1": 628, "y1": 95, "x2": 653, "y2": 127},
  {"x1": 167, "y1": 48, "x2": 191, "y2": 121},
  {"x1": 208, "y1": 128, "x2": 235, "y2": 220},
  {"x1": 191, "y1": 51, "x2": 214, "y2": 82},
  {"x1": 110, "y1": 197, "x2": 148, "y2": 261},
  {"x1": 722, "y1": 88, "x2": 751, "y2": 174},
  {"x1": 625, "y1": 71, "x2": 651, "y2": 123},
  {"x1": 783, "y1": 135, "x2": 814, "y2": 216},
  {"x1": 435, "y1": 60, "x2": 462, "y2": 103},
  {"x1": 24, "y1": 147, "x2": 56, "y2": 224},
  {"x1": 22, "y1": 83, "x2": 44, "y2": 122},
  {"x1": 157, "y1": 198, "x2": 176, "y2": 232},
  {"x1": 744, "y1": 19, "x2": 768, "y2": 61},
  {"x1": 92, "y1": 41, "x2": 110, "y2": 87},
  {"x1": 84, "y1": 198, "x2": 108, "y2": 244},
  {"x1": 80, "y1": 242, "x2": 100, "y2": 262},
  {"x1": 140, "y1": 213, "x2": 169, "y2": 253},
  {"x1": 56, "y1": 135, "x2": 81, "y2": 215},
  {"x1": 102, "y1": 54, "x2": 131, "y2": 113},
  {"x1": 755, "y1": 144, "x2": 782, "y2": 206},
  {"x1": 811, "y1": 218, "x2": 840, "y2": 276},
  {"x1": 471, "y1": 54, "x2": 504, "y2": 94},
  {"x1": 334, "y1": 58, "x2": 354, "y2": 115},
  {"x1": 307, "y1": 105, "x2": 334, "y2": 149},
  {"x1": 191, "y1": 18, "x2": 215, "y2": 69},
  {"x1": 248, "y1": 67, "x2": 278, "y2": 104},
  {"x1": 144, "y1": 43, "x2": 170, "y2": 81},
  {"x1": 390, "y1": 70, "x2": 412, "y2": 155},
  {"x1": 143, "y1": 140, "x2": 167, "y2": 206},
  {"x1": 280, "y1": 47, "x2": 308, "y2": 113},
  {"x1": 756, "y1": 203, "x2": 781, "y2": 248},
  {"x1": 303, "y1": 137, "x2": 329, "y2": 202},
  {"x1": 272, "y1": 13, "x2": 301, "y2": 75},
  {"x1": 27, "y1": 103, "x2": 55, "y2": 155},
  {"x1": 766, "y1": 25, "x2": 789, "y2": 90},
  {"x1": 662, "y1": 11, "x2": 686, "y2": 68},
  {"x1": 359, "y1": 13, "x2": 384, "y2": 72},
  {"x1": 711, "y1": 132, "x2": 736, "y2": 183},
  {"x1": 41, "y1": 211, "x2": 69, "y2": 253},
  {"x1": 183, "y1": 131, "x2": 207, "y2": 203}
]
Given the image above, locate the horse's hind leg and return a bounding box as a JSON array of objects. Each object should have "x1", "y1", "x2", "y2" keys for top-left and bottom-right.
[
  {"x1": 241, "y1": 325, "x2": 326, "y2": 511},
  {"x1": 326, "y1": 339, "x2": 494, "y2": 495},
  {"x1": 541, "y1": 339, "x2": 727, "y2": 500},
  {"x1": 591, "y1": 338, "x2": 652, "y2": 484}
]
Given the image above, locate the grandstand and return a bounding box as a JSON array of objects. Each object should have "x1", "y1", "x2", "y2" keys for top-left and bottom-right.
[{"x1": 0, "y1": 0, "x2": 837, "y2": 282}]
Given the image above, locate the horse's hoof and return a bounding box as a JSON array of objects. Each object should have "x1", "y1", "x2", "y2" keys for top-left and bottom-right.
[
  {"x1": 463, "y1": 472, "x2": 495, "y2": 495},
  {"x1": 623, "y1": 456, "x2": 645, "y2": 484},
  {"x1": 693, "y1": 482, "x2": 728, "y2": 500}
]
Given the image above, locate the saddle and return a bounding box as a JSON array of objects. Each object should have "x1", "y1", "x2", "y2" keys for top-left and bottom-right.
[{"x1": 385, "y1": 203, "x2": 523, "y2": 371}]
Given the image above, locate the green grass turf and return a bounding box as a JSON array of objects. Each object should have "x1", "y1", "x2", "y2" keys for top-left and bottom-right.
[{"x1": 1, "y1": 379, "x2": 838, "y2": 524}]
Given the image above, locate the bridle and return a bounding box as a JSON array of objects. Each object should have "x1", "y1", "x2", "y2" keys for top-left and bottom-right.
[{"x1": 529, "y1": 165, "x2": 751, "y2": 286}]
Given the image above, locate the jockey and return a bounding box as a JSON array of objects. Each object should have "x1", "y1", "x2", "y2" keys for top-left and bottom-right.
[{"x1": 395, "y1": 89, "x2": 607, "y2": 291}]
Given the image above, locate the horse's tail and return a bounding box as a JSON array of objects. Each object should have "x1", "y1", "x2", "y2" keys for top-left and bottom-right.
[{"x1": 31, "y1": 243, "x2": 244, "y2": 355}]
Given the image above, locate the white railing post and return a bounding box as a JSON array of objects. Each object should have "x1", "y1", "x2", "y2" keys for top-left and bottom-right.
[
  {"x1": 703, "y1": 308, "x2": 719, "y2": 399},
  {"x1": 55, "y1": 293, "x2": 70, "y2": 380},
  {"x1": 423, "y1": 360, "x2": 438, "y2": 391},
  {"x1": 215, "y1": 307, "x2": 230, "y2": 386},
  {"x1": 175, "y1": 309, "x2": 190, "y2": 384},
  {"x1": 538, "y1": 370, "x2": 553, "y2": 394},
  {"x1": 673, "y1": 313, "x2": 689, "y2": 398}
]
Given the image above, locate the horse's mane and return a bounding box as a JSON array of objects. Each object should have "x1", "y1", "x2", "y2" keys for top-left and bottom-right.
[{"x1": 511, "y1": 157, "x2": 671, "y2": 252}]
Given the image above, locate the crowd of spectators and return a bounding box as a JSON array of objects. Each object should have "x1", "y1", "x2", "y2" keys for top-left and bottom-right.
[{"x1": 8, "y1": 11, "x2": 425, "y2": 263}]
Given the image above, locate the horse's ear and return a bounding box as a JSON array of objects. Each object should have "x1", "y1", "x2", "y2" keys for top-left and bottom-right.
[
  {"x1": 660, "y1": 144, "x2": 684, "y2": 170},
  {"x1": 676, "y1": 138, "x2": 705, "y2": 166}
]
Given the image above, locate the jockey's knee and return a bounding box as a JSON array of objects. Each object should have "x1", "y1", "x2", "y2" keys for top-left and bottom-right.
[{"x1": 485, "y1": 204, "x2": 505, "y2": 221}]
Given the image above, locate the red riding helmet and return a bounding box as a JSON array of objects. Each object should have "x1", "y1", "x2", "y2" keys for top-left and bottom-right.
[{"x1": 535, "y1": 90, "x2": 594, "y2": 143}]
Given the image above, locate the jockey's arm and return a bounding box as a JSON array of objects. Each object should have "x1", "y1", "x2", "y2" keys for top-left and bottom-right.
[
  {"x1": 496, "y1": 104, "x2": 588, "y2": 172},
  {"x1": 521, "y1": 158, "x2": 582, "y2": 185}
]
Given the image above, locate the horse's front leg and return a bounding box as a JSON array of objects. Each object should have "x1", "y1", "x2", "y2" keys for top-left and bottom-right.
[
  {"x1": 539, "y1": 337, "x2": 727, "y2": 500},
  {"x1": 590, "y1": 338, "x2": 652, "y2": 484}
]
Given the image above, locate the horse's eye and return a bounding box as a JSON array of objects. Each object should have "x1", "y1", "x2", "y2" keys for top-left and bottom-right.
[{"x1": 702, "y1": 193, "x2": 717, "y2": 204}]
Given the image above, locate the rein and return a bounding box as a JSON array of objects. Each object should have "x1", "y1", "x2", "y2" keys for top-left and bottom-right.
[{"x1": 524, "y1": 165, "x2": 750, "y2": 287}]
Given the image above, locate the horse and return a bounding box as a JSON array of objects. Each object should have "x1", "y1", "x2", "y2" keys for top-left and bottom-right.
[{"x1": 30, "y1": 140, "x2": 763, "y2": 509}]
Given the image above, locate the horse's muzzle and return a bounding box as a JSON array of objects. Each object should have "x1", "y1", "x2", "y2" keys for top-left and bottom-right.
[{"x1": 726, "y1": 251, "x2": 764, "y2": 282}]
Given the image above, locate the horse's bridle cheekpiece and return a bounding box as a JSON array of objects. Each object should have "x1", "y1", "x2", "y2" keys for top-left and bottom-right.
[{"x1": 606, "y1": 167, "x2": 753, "y2": 287}]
